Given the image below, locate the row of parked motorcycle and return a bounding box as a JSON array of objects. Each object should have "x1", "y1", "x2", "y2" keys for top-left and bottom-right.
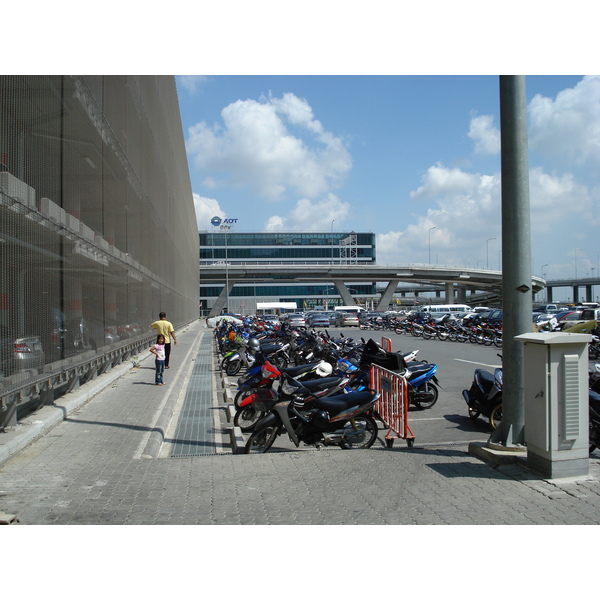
[
  {"x1": 365, "y1": 312, "x2": 600, "y2": 360},
  {"x1": 213, "y1": 317, "x2": 600, "y2": 455},
  {"x1": 213, "y1": 319, "x2": 440, "y2": 453}
]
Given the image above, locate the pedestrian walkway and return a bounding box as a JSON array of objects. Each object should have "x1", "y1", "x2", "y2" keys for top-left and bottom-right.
[{"x1": 0, "y1": 319, "x2": 599, "y2": 525}]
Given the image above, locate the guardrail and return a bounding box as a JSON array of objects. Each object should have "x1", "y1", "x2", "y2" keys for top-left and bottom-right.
[{"x1": 0, "y1": 334, "x2": 154, "y2": 431}]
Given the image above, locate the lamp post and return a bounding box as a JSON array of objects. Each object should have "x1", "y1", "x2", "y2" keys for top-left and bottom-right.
[
  {"x1": 428, "y1": 226, "x2": 436, "y2": 264},
  {"x1": 331, "y1": 220, "x2": 335, "y2": 265},
  {"x1": 541, "y1": 264, "x2": 548, "y2": 301},
  {"x1": 486, "y1": 237, "x2": 496, "y2": 269}
]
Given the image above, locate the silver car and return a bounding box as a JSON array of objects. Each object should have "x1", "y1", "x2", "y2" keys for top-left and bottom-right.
[
  {"x1": 340, "y1": 313, "x2": 360, "y2": 327},
  {"x1": 287, "y1": 313, "x2": 306, "y2": 327},
  {"x1": 12, "y1": 336, "x2": 45, "y2": 374},
  {"x1": 307, "y1": 312, "x2": 331, "y2": 328}
]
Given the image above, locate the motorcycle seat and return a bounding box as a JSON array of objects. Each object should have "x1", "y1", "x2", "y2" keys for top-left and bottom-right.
[
  {"x1": 401, "y1": 363, "x2": 434, "y2": 377},
  {"x1": 476, "y1": 369, "x2": 496, "y2": 385},
  {"x1": 260, "y1": 343, "x2": 283, "y2": 354},
  {"x1": 284, "y1": 363, "x2": 322, "y2": 377},
  {"x1": 314, "y1": 390, "x2": 376, "y2": 414},
  {"x1": 298, "y1": 377, "x2": 345, "y2": 392}
]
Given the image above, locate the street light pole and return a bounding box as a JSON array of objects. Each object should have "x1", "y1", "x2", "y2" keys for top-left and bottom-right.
[
  {"x1": 491, "y1": 74, "x2": 531, "y2": 449},
  {"x1": 331, "y1": 220, "x2": 335, "y2": 265},
  {"x1": 486, "y1": 237, "x2": 496, "y2": 269},
  {"x1": 428, "y1": 226, "x2": 436, "y2": 264}
]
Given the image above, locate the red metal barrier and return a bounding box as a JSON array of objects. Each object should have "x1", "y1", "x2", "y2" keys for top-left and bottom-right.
[
  {"x1": 381, "y1": 336, "x2": 393, "y2": 352},
  {"x1": 370, "y1": 363, "x2": 415, "y2": 447}
]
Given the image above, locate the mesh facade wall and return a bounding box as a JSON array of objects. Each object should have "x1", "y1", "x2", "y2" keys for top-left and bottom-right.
[{"x1": 0, "y1": 76, "x2": 198, "y2": 392}]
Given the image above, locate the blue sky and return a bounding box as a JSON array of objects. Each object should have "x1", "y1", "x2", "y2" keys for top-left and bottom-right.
[{"x1": 177, "y1": 74, "x2": 599, "y2": 300}]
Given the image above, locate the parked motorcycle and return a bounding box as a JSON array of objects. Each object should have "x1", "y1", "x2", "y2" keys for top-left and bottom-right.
[
  {"x1": 462, "y1": 354, "x2": 503, "y2": 429},
  {"x1": 221, "y1": 337, "x2": 261, "y2": 376},
  {"x1": 222, "y1": 337, "x2": 291, "y2": 376},
  {"x1": 358, "y1": 339, "x2": 440, "y2": 409},
  {"x1": 589, "y1": 390, "x2": 600, "y2": 453},
  {"x1": 245, "y1": 386, "x2": 382, "y2": 453},
  {"x1": 234, "y1": 367, "x2": 352, "y2": 432}
]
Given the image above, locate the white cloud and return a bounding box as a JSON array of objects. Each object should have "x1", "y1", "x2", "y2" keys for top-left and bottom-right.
[
  {"x1": 379, "y1": 164, "x2": 502, "y2": 266},
  {"x1": 529, "y1": 167, "x2": 595, "y2": 232},
  {"x1": 529, "y1": 75, "x2": 600, "y2": 172},
  {"x1": 185, "y1": 93, "x2": 352, "y2": 202},
  {"x1": 193, "y1": 193, "x2": 225, "y2": 231},
  {"x1": 468, "y1": 114, "x2": 500, "y2": 155},
  {"x1": 264, "y1": 193, "x2": 350, "y2": 231}
]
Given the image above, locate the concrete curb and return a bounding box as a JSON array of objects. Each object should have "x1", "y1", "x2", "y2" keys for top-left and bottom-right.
[
  {"x1": 229, "y1": 426, "x2": 245, "y2": 454},
  {"x1": 468, "y1": 441, "x2": 527, "y2": 466}
]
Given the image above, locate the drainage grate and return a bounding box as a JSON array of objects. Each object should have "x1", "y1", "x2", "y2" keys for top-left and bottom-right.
[{"x1": 169, "y1": 340, "x2": 217, "y2": 457}]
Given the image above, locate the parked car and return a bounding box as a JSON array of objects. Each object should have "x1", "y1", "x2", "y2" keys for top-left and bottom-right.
[
  {"x1": 581, "y1": 308, "x2": 600, "y2": 322},
  {"x1": 1, "y1": 326, "x2": 45, "y2": 377},
  {"x1": 557, "y1": 310, "x2": 584, "y2": 329},
  {"x1": 536, "y1": 304, "x2": 559, "y2": 313},
  {"x1": 287, "y1": 313, "x2": 306, "y2": 327},
  {"x1": 262, "y1": 314, "x2": 280, "y2": 325},
  {"x1": 474, "y1": 309, "x2": 503, "y2": 325},
  {"x1": 307, "y1": 312, "x2": 332, "y2": 328},
  {"x1": 325, "y1": 311, "x2": 344, "y2": 327},
  {"x1": 340, "y1": 312, "x2": 360, "y2": 327}
]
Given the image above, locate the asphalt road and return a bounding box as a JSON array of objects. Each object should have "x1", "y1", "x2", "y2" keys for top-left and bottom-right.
[{"x1": 334, "y1": 326, "x2": 502, "y2": 447}]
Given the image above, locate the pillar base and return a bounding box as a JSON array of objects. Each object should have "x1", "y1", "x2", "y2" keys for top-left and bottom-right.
[{"x1": 526, "y1": 451, "x2": 589, "y2": 479}]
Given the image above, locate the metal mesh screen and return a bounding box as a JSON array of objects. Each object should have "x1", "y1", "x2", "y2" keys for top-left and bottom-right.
[{"x1": 0, "y1": 75, "x2": 198, "y2": 393}]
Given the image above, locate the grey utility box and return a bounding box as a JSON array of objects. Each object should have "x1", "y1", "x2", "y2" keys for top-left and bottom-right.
[{"x1": 516, "y1": 332, "x2": 591, "y2": 479}]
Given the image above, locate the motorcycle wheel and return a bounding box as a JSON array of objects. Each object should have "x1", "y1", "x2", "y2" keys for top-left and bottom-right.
[
  {"x1": 414, "y1": 383, "x2": 439, "y2": 409},
  {"x1": 468, "y1": 406, "x2": 480, "y2": 420},
  {"x1": 234, "y1": 406, "x2": 265, "y2": 432},
  {"x1": 437, "y1": 331, "x2": 449, "y2": 341},
  {"x1": 234, "y1": 389, "x2": 252, "y2": 410},
  {"x1": 456, "y1": 332, "x2": 468, "y2": 343},
  {"x1": 394, "y1": 327, "x2": 404, "y2": 335},
  {"x1": 245, "y1": 424, "x2": 281, "y2": 453},
  {"x1": 339, "y1": 415, "x2": 378, "y2": 449},
  {"x1": 489, "y1": 403, "x2": 503, "y2": 429},
  {"x1": 226, "y1": 358, "x2": 242, "y2": 376},
  {"x1": 422, "y1": 330, "x2": 433, "y2": 340},
  {"x1": 270, "y1": 354, "x2": 288, "y2": 371},
  {"x1": 493, "y1": 335, "x2": 503, "y2": 348}
]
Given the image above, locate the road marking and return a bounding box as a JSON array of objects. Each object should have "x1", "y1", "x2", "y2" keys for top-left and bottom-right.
[
  {"x1": 454, "y1": 358, "x2": 501, "y2": 369},
  {"x1": 409, "y1": 417, "x2": 450, "y2": 421}
]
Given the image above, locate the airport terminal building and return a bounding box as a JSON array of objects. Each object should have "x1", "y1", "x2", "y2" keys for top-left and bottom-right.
[
  {"x1": 0, "y1": 76, "x2": 199, "y2": 427},
  {"x1": 199, "y1": 230, "x2": 377, "y2": 314}
]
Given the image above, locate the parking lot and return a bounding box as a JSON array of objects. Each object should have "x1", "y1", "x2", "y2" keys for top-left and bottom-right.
[{"x1": 224, "y1": 326, "x2": 509, "y2": 453}]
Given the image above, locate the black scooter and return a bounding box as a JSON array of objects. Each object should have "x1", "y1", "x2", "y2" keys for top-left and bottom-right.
[
  {"x1": 589, "y1": 390, "x2": 600, "y2": 453},
  {"x1": 462, "y1": 354, "x2": 503, "y2": 429}
]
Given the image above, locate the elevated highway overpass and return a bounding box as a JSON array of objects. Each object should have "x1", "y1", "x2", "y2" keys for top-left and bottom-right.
[{"x1": 202, "y1": 263, "x2": 546, "y2": 317}]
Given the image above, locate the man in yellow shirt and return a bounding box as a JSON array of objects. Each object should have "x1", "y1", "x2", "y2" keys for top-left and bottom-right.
[{"x1": 150, "y1": 312, "x2": 177, "y2": 368}]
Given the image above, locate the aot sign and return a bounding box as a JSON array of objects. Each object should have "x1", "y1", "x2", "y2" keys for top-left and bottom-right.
[{"x1": 210, "y1": 217, "x2": 238, "y2": 229}]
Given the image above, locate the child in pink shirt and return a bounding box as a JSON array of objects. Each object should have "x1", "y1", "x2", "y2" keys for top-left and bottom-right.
[{"x1": 150, "y1": 335, "x2": 166, "y2": 385}]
